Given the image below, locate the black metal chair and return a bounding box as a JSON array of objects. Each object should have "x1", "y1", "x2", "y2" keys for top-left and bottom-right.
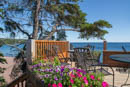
[{"x1": 74, "y1": 47, "x2": 115, "y2": 87}]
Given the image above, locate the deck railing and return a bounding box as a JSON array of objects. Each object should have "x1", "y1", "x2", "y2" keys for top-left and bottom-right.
[
  {"x1": 6, "y1": 73, "x2": 28, "y2": 87},
  {"x1": 103, "y1": 50, "x2": 130, "y2": 67},
  {"x1": 34, "y1": 40, "x2": 69, "y2": 60},
  {"x1": 103, "y1": 41, "x2": 130, "y2": 67}
]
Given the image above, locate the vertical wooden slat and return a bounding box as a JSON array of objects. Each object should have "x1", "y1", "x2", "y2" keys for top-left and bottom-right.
[
  {"x1": 38, "y1": 42, "x2": 40, "y2": 59},
  {"x1": 48, "y1": 41, "x2": 50, "y2": 57},
  {"x1": 50, "y1": 41, "x2": 52, "y2": 57},
  {"x1": 37, "y1": 42, "x2": 38, "y2": 60},
  {"x1": 35, "y1": 42, "x2": 37, "y2": 60},
  {"x1": 43, "y1": 41, "x2": 45, "y2": 58},
  {"x1": 24, "y1": 80, "x2": 26, "y2": 87},
  {"x1": 40, "y1": 42, "x2": 42, "y2": 59},
  {"x1": 17, "y1": 83, "x2": 19, "y2": 87},
  {"x1": 21, "y1": 81, "x2": 24, "y2": 87},
  {"x1": 44, "y1": 41, "x2": 47, "y2": 57},
  {"x1": 67, "y1": 42, "x2": 69, "y2": 57},
  {"x1": 41, "y1": 41, "x2": 43, "y2": 58},
  {"x1": 64, "y1": 42, "x2": 66, "y2": 57}
]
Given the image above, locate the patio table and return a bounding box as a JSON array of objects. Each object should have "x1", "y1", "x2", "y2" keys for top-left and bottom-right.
[{"x1": 109, "y1": 54, "x2": 130, "y2": 87}]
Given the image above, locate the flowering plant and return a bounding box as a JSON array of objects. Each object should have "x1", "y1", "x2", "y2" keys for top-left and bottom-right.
[{"x1": 32, "y1": 58, "x2": 109, "y2": 87}]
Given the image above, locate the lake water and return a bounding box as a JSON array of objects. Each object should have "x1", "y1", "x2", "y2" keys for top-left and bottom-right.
[
  {"x1": 71, "y1": 42, "x2": 130, "y2": 51},
  {"x1": 1, "y1": 42, "x2": 130, "y2": 62},
  {"x1": 71, "y1": 42, "x2": 130, "y2": 62},
  {"x1": 0, "y1": 44, "x2": 24, "y2": 57}
]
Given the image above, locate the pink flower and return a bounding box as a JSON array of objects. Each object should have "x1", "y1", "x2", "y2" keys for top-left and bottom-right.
[
  {"x1": 70, "y1": 78, "x2": 74, "y2": 84},
  {"x1": 70, "y1": 73, "x2": 76, "y2": 78},
  {"x1": 52, "y1": 84, "x2": 57, "y2": 87},
  {"x1": 84, "y1": 79, "x2": 88, "y2": 85},
  {"x1": 83, "y1": 76, "x2": 87, "y2": 80},
  {"x1": 90, "y1": 75, "x2": 95, "y2": 80},
  {"x1": 83, "y1": 76, "x2": 88, "y2": 85},
  {"x1": 81, "y1": 84, "x2": 84, "y2": 87},
  {"x1": 69, "y1": 86, "x2": 72, "y2": 87},
  {"x1": 102, "y1": 81, "x2": 109, "y2": 87},
  {"x1": 58, "y1": 83, "x2": 62, "y2": 87},
  {"x1": 76, "y1": 72, "x2": 82, "y2": 77},
  {"x1": 82, "y1": 84, "x2": 84, "y2": 87},
  {"x1": 48, "y1": 83, "x2": 51, "y2": 87},
  {"x1": 61, "y1": 66, "x2": 65, "y2": 69}
]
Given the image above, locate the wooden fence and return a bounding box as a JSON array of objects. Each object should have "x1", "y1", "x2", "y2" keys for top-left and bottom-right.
[
  {"x1": 103, "y1": 51, "x2": 130, "y2": 67},
  {"x1": 6, "y1": 73, "x2": 28, "y2": 87},
  {"x1": 34, "y1": 40, "x2": 69, "y2": 60},
  {"x1": 103, "y1": 41, "x2": 130, "y2": 67}
]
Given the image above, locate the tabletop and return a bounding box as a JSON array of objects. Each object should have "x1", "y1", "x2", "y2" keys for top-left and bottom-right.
[{"x1": 109, "y1": 54, "x2": 130, "y2": 63}]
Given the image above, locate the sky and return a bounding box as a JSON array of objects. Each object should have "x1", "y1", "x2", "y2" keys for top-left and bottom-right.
[
  {"x1": 0, "y1": 0, "x2": 130, "y2": 42},
  {"x1": 67, "y1": 0, "x2": 130, "y2": 42}
]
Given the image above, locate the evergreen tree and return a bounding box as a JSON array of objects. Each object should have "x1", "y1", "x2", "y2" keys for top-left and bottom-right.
[{"x1": 0, "y1": 0, "x2": 112, "y2": 40}]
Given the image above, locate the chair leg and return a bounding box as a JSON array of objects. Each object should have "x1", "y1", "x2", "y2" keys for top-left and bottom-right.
[
  {"x1": 121, "y1": 69, "x2": 130, "y2": 87},
  {"x1": 109, "y1": 66, "x2": 115, "y2": 87}
]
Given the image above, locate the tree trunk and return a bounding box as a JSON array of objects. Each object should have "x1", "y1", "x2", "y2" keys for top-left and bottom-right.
[{"x1": 32, "y1": 0, "x2": 40, "y2": 39}]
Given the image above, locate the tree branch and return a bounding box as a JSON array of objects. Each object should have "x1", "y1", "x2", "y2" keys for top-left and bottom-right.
[
  {"x1": 58, "y1": 28, "x2": 80, "y2": 32},
  {"x1": 44, "y1": 24, "x2": 58, "y2": 40},
  {"x1": 17, "y1": 26, "x2": 31, "y2": 39}
]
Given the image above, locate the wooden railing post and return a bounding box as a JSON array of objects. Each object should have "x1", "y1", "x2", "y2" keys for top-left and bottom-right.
[
  {"x1": 26, "y1": 39, "x2": 35, "y2": 64},
  {"x1": 103, "y1": 40, "x2": 107, "y2": 50}
]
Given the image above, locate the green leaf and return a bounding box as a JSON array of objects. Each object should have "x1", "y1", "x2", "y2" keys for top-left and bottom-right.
[
  {"x1": 0, "y1": 76, "x2": 5, "y2": 82},
  {"x1": 53, "y1": 57, "x2": 61, "y2": 66},
  {"x1": 0, "y1": 58, "x2": 7, "y2": 64},
  {"x1": 0, "y1": 27, "x2": 3, "y2": 32},
  {"x1": 0, "y1": 9, "x2": 3, "y2": 12}
]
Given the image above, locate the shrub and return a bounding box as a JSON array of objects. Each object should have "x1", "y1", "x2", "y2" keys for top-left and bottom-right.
[{"x1": 0, "y1": 52, "x2": 7, "y2": 86}]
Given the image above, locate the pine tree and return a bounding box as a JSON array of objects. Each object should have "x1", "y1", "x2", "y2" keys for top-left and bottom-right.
[{"x1": 1, "y1": 0, "x2": 112, "y2": 40}]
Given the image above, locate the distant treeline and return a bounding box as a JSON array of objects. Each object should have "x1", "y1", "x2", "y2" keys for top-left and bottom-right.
[{"x1": 0, "y1": 38, "x2": 27, "y2": 46}]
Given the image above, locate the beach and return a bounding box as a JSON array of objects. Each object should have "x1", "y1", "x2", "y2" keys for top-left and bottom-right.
[{"x1": 0, "y1": 57, "x2": 15, "y2": 83}]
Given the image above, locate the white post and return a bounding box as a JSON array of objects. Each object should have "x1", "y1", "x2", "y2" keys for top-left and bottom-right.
[{"x1": 26, "y1": 39, "x2": 35, "y2": 64}]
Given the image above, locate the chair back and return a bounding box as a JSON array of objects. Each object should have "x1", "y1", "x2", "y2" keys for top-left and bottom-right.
[
  {"x1": 74, "y1": 47, "x2": 96, "y2": 69},
  {"x1": 74, "y1": 48, "x2": 87, "y2": 69},
  {"x1": 52, "y1": 45, "x2": 65, "y2": 58}
]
